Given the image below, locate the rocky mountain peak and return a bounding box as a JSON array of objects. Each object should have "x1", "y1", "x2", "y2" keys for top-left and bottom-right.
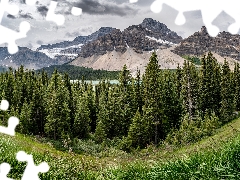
[
  {"x1": 141, "y1": 18, "x2": 168, "y2": 31},
  {"x1": 77, "y1": 18, "x2": 183, "y2": 58},
  {"x1": 140, "y1": 18, "x2": 182, "y2": 44},
  {"x1": 199, "y1": 26, "x2": 208, "y2": 34},
  {"x1": 173, "y1": 26, "x2": 240, "y2": 60},
  {"x1": 73, "y1": 27, "x2": 115, "y2": 42}
]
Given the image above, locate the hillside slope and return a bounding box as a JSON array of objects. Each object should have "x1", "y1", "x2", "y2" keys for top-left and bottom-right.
[
  {"x1": 70, "y1": 46, "x2": 185, "y2": 75},
  {"x1": 1, "y1": 116, "x2": 240, "y2": 179}
]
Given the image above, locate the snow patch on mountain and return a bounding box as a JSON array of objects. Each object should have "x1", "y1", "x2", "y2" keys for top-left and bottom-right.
[
  {"x1": 146, "y1": 36, "x2": 174, "y2": 45},
  {"x1": 38, "y1": 44, "x2": 84, "y2": 59}
]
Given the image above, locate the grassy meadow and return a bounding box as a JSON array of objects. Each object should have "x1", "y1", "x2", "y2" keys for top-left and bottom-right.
[{"x1": 1, "y1": 116, "x2": 240, "y2": 179}]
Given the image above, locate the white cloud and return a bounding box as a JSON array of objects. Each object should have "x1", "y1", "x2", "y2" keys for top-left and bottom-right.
[{"x1": 1, "y1": 0, "x2": 237, "y2": 49}]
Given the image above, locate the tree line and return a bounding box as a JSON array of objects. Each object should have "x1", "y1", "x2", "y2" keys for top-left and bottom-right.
[
  {"x1": 0, "y1": 52, "x2": 239, "y2": 149},
  {"x1": 36, "y1": 64, "x2": 120, "y2": 80}
]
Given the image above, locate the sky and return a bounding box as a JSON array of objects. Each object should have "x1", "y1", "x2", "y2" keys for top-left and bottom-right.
[{"x1": 1, "y1": 0, "x2": 236, "y2": 49}]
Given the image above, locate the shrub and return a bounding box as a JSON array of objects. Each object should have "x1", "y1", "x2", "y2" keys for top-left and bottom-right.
[{"x1": 166, "y1": 112, "x2": 221, "y2": 145}]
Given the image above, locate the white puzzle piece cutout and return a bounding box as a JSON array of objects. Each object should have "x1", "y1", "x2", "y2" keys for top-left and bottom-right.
[
  {"x1": 150, "y1": 0, "x2": 240, "y2": 37},
  {"x1": 0, "y1": 100, "x2": 9, "y2": 111},
  {"x1": 46, "y1": 1, "x2": 65, "y2": 26},
  {"x1": 0, "y1": 116, "x2": 19, "y2": 136},
  {"x1": 71, "y1": 7, "x2": 82, "y2": 16},
  {"x1": 129, "y1": 0, "x2": 138, "y2": 3},
  {"x1": 16, "y1": 151, "x2": 49, "y2": 180},
  {"x1": 0, "y1": 163, "x2": 14, "y2": 180},
  {"x1": 0, "y1": 0, "x2": 31, "y2": 54},
  {"x1": 25, "y1": 0, "x2": 37, "y2": 6},
  {"x1": 0, "y1": 100, "x2": 19, "y2": 136}
]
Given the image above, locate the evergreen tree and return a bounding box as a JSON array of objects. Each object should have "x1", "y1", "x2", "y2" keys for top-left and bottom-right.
[
  {"x1": 127, "y1": 109, "x2": 152, "y2": 148},
  {"x1": 220, "y1": 60, "x2": 235, "y2": 123},
  {"x1": 95, "y1": 89, "x2": 109, "y2": 142},
  {"x1": 234, "y1": 62, "x2": 240, "y2": 111},
  {"x1": 73, "y1": 93, "x2": 91, "y2": 139},
  {"x1": 119, "y1": 64, "x2": 132, "y2": 92},
  {"x1": 176, "y1": 64, "x2": 182, "y2": 100},
  {"x1": 133, "y1": 69, "x2": 143, "y2": 113},
  {"x1": 143, "y1": 52, "x2": 162, "y2": 144},
  {"x1": 161, "y1": 70, "x2": 182, "y2": 131},
  {"x1": 44, "y1": 70, "x2": 71, "y2": 140},
  {"x1": 198, "y1": 52, "x2": 221, "y2": 116},
  {"x1": 86, "y1": 83, "x2": 97, "y2": 133},
  {"x1": 181, "y1": 60, "x2": 199, "y2": 120},
  {"x1": 18, "y1": 99, "x2": 32, "y2": 134}
]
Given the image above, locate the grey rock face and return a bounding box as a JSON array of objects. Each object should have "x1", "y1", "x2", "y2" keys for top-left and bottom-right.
[
  {"x1": 0, "y1": 47, "x2": 55, "y2": 69},
  {"x1": 80, "y1": 29, "x2": 127, "y2": 58},
  {"x1": 0, "y1": 18, "x2": 183, "y2": 69},
  {"x1": 173, "y1": 26, "x2": 240, "y2": 60},
  {"x1": 140, "y1": 18, "x2": 182, "y2": 44},
  {"x1": 78, "y1": 18, "x2": 182, "y2": 58}
]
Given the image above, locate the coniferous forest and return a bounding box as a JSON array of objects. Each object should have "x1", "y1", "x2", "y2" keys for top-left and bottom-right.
[
  {"x1": 0, "y1": 52, "x2": 239, "y2": 151},
  {"x1": 36, "y1": 64, "x2": 120, "y2": 80}
]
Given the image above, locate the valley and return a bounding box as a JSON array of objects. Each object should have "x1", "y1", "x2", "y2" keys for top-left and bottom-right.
[{"x1": 1, "y1": 17, "x2": 240, "y2": 179}]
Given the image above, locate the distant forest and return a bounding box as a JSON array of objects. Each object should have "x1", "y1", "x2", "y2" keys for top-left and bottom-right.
[
  {"x1": 0, "y1": 52, "x2": 239, "y2": 150},
  {"x1": 36, "y1": 64, "x2": 120, "y2": 80}
]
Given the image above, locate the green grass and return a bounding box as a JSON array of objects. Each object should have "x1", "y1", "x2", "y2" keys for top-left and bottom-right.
[{"x1": 1, "y1": 117, "x2": 240, "y2": 179}]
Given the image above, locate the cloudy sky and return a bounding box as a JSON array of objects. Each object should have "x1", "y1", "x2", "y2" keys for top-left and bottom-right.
[{"x1": 1, "y1": 0, "x2": 235, "y2": 49}]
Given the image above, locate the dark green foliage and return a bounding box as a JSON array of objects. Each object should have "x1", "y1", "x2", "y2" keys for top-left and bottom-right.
[
  {"x1": 142, "y1": 51, "x2": 162, "y2": 144},
  {"x1": 182, "y1": 55, "x2": 202, "y2": 65},
  {"x1": 0, "y1": 51, "x2": 238, "y2": 149},
  {"x1": 44, "y1": 70, "x2": 71, "y2": 140},
  {"x1": 127, "y1": 110, "x2": 152, "y2": 148},
  {"x1": 36, "y1": 64, "x2": 120, "y2": 80},
  {"x1": 198, "y1": 52, "x2": 221, "y2": 117},
  {"x1": 233, "y1": 63, "x2": 240, "y2": 111},
  {"x1": 165, "y1": 112, "x2": 220, "y2": 145},
  {"x1": 73, "y1": 93, "x2": 91, "y2": 139},
  {"x1": 161, "y1": 70, "x2": 182, "y2": 130},
  {"x1": 219, "y1": 60, "x2": 235, "y2": 123},
  {"x1": 181, "y1": 60, "x2": 199, "y2": 120}
]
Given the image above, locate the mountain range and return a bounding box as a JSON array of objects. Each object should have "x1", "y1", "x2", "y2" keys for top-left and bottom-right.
[{"x1": 0, "y1": 18, "x2": 240, "y2": 74}]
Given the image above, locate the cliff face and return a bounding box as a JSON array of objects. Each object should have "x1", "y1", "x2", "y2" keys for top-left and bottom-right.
[
  {"x1": 78, "y1": 18, "x2": 182, "y2": 58},
  {"x1": 80, "y1": 29, "x2": 127, "y2": 58},
  {"x1": 140, "y1": 18, "x2": 182, "y2": 44},
  {"x1": 173, "y1": 26, "x2": 240, "y2": 60}
]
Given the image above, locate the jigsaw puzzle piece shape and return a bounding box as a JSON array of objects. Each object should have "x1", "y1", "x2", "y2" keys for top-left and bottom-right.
[
  {"x1": 46, "y1": 1, "x2": 65, "y2": 26},
  {"x1": 129, "y1": 0, "x2": 138, "y2": 3},
  {"x1": 222, "y1": 1, "x2": 240, "y2": 34},
  {"x1": 0, "y1": 21, "x2": 30, "y2": 54},
  {"x1": 150, "y1": 0, "x2": 223, "y2": 36},
  {"x1": 25, "y1": 0, "x2": 37, "y2": 6},
  {"x1": 71, "y1": 7, "x2": 82, "y2": 16},
  {"x1": 0, "y1": 163, "x2": 13, "y2": 180},
  {"x1": 201, "y1": 8, "x2": 221, "y2": 37},
  {"x1": 0, "y1": 116, "x2": 19, "y2": 136},
  {"x1": 0, "y1": 100, "x2": 9, "y2": 111},
  {"x1": 0, "y1": 99, "x2": 19, "y2": 136},
  {"x1": 0, "y1": 0, "x2": 19, "y2": 23},
  {"x1": 150, "y1": 0, "x2": 199, "y2": 25},
  {"x1": 16, "y1": 151, "x2": 49, "y2": 180}
]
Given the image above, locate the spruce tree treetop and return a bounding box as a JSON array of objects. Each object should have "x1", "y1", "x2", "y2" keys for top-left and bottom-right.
[{"x1": 119, "y1": 64, "x2": 132, "y2": 91}]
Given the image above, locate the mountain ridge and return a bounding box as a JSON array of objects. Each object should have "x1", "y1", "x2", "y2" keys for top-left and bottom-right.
[{"x1": 1, "y1": 18, "x2": 240, "y2": 72}]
